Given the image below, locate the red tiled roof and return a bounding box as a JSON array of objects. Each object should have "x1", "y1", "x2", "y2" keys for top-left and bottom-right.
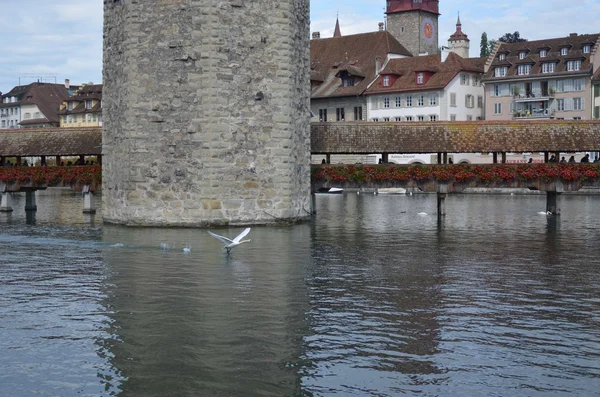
[
  {"x1": 365, "y1": 52, "x2": 483, "y2": 95},
  {"x1": 483, "y1": 33, "x2": 600, "y2": 81},
  {"x1": 0, "y1": 83, "x2": 71, "y2": 124},
  {"x1": 310, "y1": 31, "x2": 413, "y2": 99}
]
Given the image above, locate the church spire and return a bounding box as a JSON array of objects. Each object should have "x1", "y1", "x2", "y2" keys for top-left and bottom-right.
[{"x1": 333, "y1": 15, "x2": 342, "y2": 38}]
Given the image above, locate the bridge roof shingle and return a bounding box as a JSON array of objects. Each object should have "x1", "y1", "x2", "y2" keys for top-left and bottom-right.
[
  {"x1": 311, "y1": 121, "x2": 600, "y2": 154},
  {"x1": 0, "y1": 127, "x2": 102, "y2": 156}
]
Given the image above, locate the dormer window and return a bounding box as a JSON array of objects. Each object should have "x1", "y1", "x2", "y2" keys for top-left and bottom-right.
[
  {"x1": 417, "y1": 73, "x2": 424, "y2": 84},
  {"x1": 67, "y1": 102, "x2": 73, "y2": 111},
  {"x1": 519, "y1": 52, "x2": 526, "y2": 59},
  {"x1": 583, "y1": 44, "x2": 591, "y2": 53},
  {"x1": 540, "y1": 49, "x2": 547, "y2": 57},
  {"x1": 494, "y1": 66, "x2": 508, "y2": 77},
  {"x1": 342, "y1": 76, "x2": 354, "y2": 87},
  {"x1": 561, "y1": 47, "x2": 568, "y2": 56},
  {"x1": 499, "y1": 53, "x2": 506, "y2": 61},
  {"x1": 86, "y1": 100, "x2": 93, "y2": 109},
  {"x1": 542, "y1": 62, "x2": 556, "y2": 73},
  {"x1": 383, "y1": 75, "x2": 391, "y2": 87},
  {"x1": 566, "y1": 60, "x2": 581, "y2": 71},
  {"x1": 517, "y1": 64, "x2": 531, "y2": 75}
]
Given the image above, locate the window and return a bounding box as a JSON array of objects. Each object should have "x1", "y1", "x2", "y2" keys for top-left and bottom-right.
[
  {"x1": 450, "y1": 93, "x2": 456, "y2": 107},
  {"x1": 573, "y1": 79, "x2": 584, "y2": 91},
  {"x1": 417, "y1": 95, "x2": 424, "y2": 106},
  {"x1": 24, "y1": 112, "x2": 30, "y2": 119},
  {"x1": 406, "y1": 95, "x2": 413, "y2": 107},
  {"x1": 417, "y1": 72, "x2": 424, "y2": 84},
  {"x1": 573, "y1": 97, "x2": 583, "y2": 110},
  {"x1": 557, "y1": 99, "x2": 565, "y2": 111},
  {"x1": 477, "y1": 96, "x2": 483, "y2": 108},
  {"x1": 583, "y1": 44, "x2": 591, "y2": 54},
  {"x1": 405, "y1": 116, "x2": 413, "y2": 121},
  {"x1": 383, "y1": 75, "x2": 390, "y2": 87},
  {"x1": 395, "y1": 117, "x2": 402, "y2": 121},
  {"x1": 383, "y1": 117, "x2": 390, "y2": 122},
  {"x1": 86, "y1": 100, "x2": 93, "y2": 109},
  {"x1": 595, "y1": 85, "x2": 600, "y2": 98},
  {"x1": 499, "y1": 53, "x2": 506, "y2": 60},
  {"x1": 384, "y1": 97, "x2": 390, "y2": 108},
  {"x1": 429, "y1": 94, "x2": 437, "y2": 106},
  {"x1": 494, "y1": 85, "x2": 501, "y2": 97},
  {"x1": 395, "y1": 97, "x2": 401, "y2": 107},
  {"x1": 63, "y1": 116, "x2": 67, "y2": 123},
  {"x1": 566, "y1": 60, "x2": 581, "y2": 71},
  {"x1": 88, "y1": 114, "x2": 92, "y2": 121},
  {"x1": 519, "y1": 52, "x2": 526, "y2": 59},
  {"x1": 542, "y1": 63, "x2": 555, "y2": 73},
  {"x1": 35, "y1": 112, "x2": 40, "y2": 118},
  {"x1": 68, "y1": 115, "x2": 73, "y2": 122},
  {"x1": 594, "y1": 106, "x2": 599, "y2": 119},
  {"x1": 450, "y1": 114, "x2": 456, "y2": 121},
  {"x1": 517, "y1": 64, "x2": 531, "y2": 75},
  {"x1": 371, "y1": 118, "x2": 379, "y2": 122},
  {"x1": 67, "y1": 102, "x2": 73, "y2": 111},
  {"x1": 540, "y1": 49, "x2": 547, "y2": 58},
  {"x1": 417, "y1": 115, "x2": 424, "y2": 122},
  {"x1": 460, "y1": 74, "x2": 467, "y2": 85},
  {"x1": 467, "y1": 115, "x2": 473, "y2": 121},
  {"x1": 93, "y1": 114, "x2": 97, "y2": 122},
  {"x1": 465, "y1": 94, "x2": 474, "y2": 108},
  {"x1": 494, "y1": 67, "x2": 508, "y2": 77},
  {"x1": 342, "y1": 77, "x2": 354, "y2": 87},
  {"x1": 353, "y1": 106, "x2": 363, "y2": 121},
  {"x1": 73, "y1": 115, "x2": 78, "y2": 122},
  {"x1": 429, "y1": 115, "x2": 437, "y2": 121},
  {"x1": 473, "y1": 76, "x2": 480, "y2": 86},
  {"x1": 336, "y1": 107, "x2": 345, "y2": 121},
  {"x1": 561, "y1": 47, "x2": 568, "y2": 56},
  {"x1": 319, "y1": 109, "x2": 327, "y2": 122},
  {"x1": 494, "y1": 103, "x2": 502, "y2": 115}
]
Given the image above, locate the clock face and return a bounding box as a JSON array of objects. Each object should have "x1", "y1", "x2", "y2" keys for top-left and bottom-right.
[{"x1": 422, "y1": 18, "x2": 435, "y2": 42}]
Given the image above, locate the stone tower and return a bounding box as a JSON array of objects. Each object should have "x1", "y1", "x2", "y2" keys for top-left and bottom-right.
[
  {"x1": 448, "y1": 15, "x2": 470, "y2": 58},
  {"x1": 386, "y1": 0, "x2": 440, "y2": 56},
  {"x1": 102, "y1": 1, "x2": 311, "y2": 226}
]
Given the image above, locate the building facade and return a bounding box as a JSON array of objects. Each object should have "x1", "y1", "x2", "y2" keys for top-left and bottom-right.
[
  {"x1": 385, "y1": 0, "x2": 440, "y2": 56},
  {"x1": 483, "y1": 33, "x2": 600, "y2": 120},
  {"x1": 58, "y1": 84, "x2": 103, "y2": 128}
]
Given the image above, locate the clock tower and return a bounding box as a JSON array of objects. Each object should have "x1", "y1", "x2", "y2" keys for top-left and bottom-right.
[{"x1": 386, "y1": 0, "x2": 440, "y2": 56}]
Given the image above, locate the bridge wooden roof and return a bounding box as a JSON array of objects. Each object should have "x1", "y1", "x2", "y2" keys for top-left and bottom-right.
[
  {"x1": 0, "y1": 127, "x2": 102, "y2": 156},
  {"x1": 311, "y1": 120, "x2": 600, "y2": 154}
]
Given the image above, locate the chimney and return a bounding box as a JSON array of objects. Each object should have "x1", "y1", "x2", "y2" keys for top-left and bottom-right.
[
  {"x1": 378, "y1": 22, "x2": 384, "y2": 32},
  {"x1": 65, "y1": 79, "x2": 70, "y2": 89},
  {"x1": 312, "y1": 32, "x2": 320, "y2": 39},
  {"x1": 375, "y1": 56, "x2": 382, "y2": 74},
  {"x1": 569, "y1": 33, "x2": 577, "y2": 37}
]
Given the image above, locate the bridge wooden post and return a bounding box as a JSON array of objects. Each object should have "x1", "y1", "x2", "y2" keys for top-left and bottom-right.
[
  {"x1": 382, "y1": 152, "x2": 389, "y2": 163},
  {"x1": 437, "y1": 153, "x2": 442, "y2": 164},
  {"x1": 82, "y1": 185, "x2": 96, "y2": 214},
  {"x1": 0, "y1": 191, "x2": 13, "y2": 213},
  {"x1": 443, "y1": 153, "x2": 448, "y2": 164},
  {"x1": 97, "y1": 155, "x2": 102, "y2": 165},
  {"x1": 25, "y1": 190, "x2": 37, "y2": 212},
  {"x1": 546, "y1": 181, "x2": 563, "y2": 215},
  {"x1": 544, "y1": 152, "x2": 549, "y2": 162},
  {"x1": 16, "y1": 157, "x2": 22, "y2": 166},
  {"x1": 311, "y1": 193, "x2": 317, "y2": 215},
  {"x1": 501, "y1": 152, "x2": 507, "y2": 163},
  {"x1": 437, "y1": 184, "x2": 448, "y2": 217},
  {"x1": 493, "y1": 153, "x2": 498, "y2": 163},
  {"x1": 326, "y1": 154, "x2": 331, "y2": 164},
  {"x1": 56, "y1": 156, "x2": 61, "y2": 166}
]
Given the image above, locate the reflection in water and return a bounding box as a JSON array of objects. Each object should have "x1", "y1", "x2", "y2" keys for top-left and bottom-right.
[{"x1": 1, "y1": 193, "x2": 600, "y2": 396}]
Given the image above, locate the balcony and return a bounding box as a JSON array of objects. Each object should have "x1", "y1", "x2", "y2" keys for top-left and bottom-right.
[
  {"x1": 513, "y1": 109, "x2": 555, "y2": 120},
  {"x1": 513, "y1": 92, "x2": 555, "y2": 103}
]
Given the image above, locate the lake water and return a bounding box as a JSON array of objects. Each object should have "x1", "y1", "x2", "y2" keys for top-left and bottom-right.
[{"x1": 1, "y1": 190, "x2": 600, "y2": 396}]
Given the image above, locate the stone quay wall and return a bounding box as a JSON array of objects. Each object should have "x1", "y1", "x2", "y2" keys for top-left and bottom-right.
[{"x1": 102, "y1": 0, "x2": 311, "y2": 226}]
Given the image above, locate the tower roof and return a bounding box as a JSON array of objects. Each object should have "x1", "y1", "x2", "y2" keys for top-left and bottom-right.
[
  {"x1": 333, "y1": 17, "x2": 341, "y2": 38},
  {"x1": 449, "y1": 14, "x2": 469, "y2": 42}
]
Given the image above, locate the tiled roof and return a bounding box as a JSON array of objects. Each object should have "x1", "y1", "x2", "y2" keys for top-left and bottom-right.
[
  {"x1": 310, "y1": 31, "x2": 412, "y2": 99},
  {"x1": 593, "y1": 68, "x2": 600, "y2": 82},
  {"x1": 365, "y1": 52, "x2": 483, "y2": 95},
  {"x1": 58, "y1": 84, "x2": 103, "y2": 116},
  {"x1": 0, "y1": 83, "x2": 71, "y2": 124},
  {"x1": 311, "y1": 120, "x2": 600, "y2": 154},
  {"x1": 0, "y1": 127, "x2": 102, "y2": 156},
  {"x1": 483, "y1": 33, "x2": 600, "y2": 81}
]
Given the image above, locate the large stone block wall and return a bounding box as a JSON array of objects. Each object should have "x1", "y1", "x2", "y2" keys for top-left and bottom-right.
[{"x1": 103, "y1": 0, "x2": 311, "y2": 226}]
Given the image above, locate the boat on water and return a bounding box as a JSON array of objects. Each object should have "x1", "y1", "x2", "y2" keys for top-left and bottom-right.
[{"x1": 316, "y1": 187, "x2": 344, "y2": 194}]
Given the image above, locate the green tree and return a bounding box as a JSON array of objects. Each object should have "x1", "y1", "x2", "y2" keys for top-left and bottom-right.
[
  {"x1": 480, "y1": 32, "x2": 489, "y2": 57},
  {"x1": 498, "y1": 31, "x2": 527, "y2": 43}
]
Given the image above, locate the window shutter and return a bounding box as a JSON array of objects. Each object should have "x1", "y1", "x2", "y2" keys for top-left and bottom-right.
[{"x1": 581, "y1": 98, "x2": 585, "y2": 110}]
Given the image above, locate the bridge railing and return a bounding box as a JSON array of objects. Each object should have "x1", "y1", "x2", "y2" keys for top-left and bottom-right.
[{"x1": 311, "y1": 163, "x2": 600, "y2": 193}]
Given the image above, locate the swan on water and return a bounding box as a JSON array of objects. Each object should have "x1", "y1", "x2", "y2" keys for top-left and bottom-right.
[
  {"x1": 208, "y1": 227, "x2": 252, "y2": 253},
  {"x1": 183, "y1": 245, "x2": 191, "y2": 253},
  {"x1": 417, "y1": 212, "x2": 428, "y2": 216},
  {"x1": 537, "y1": 211, "x2": 552, "y2": 215}
]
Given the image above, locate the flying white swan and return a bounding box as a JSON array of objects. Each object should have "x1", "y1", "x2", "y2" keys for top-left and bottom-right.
[{"x1": 208, "y1": 227, "x2": 252, "y2": 253}]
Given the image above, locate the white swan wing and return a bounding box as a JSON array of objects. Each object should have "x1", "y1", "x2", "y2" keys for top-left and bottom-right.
[
  {"x1": 233, "y1": 227, "x2": 251, "y2": 243},
  {"x1": 208, "y1": 231, "x2": 234, "y2": 245}
]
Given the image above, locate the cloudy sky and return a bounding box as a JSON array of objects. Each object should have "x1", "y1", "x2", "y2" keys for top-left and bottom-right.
[{"x1": 1, "y1": 0, "x2": 599, "y2": 94}]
